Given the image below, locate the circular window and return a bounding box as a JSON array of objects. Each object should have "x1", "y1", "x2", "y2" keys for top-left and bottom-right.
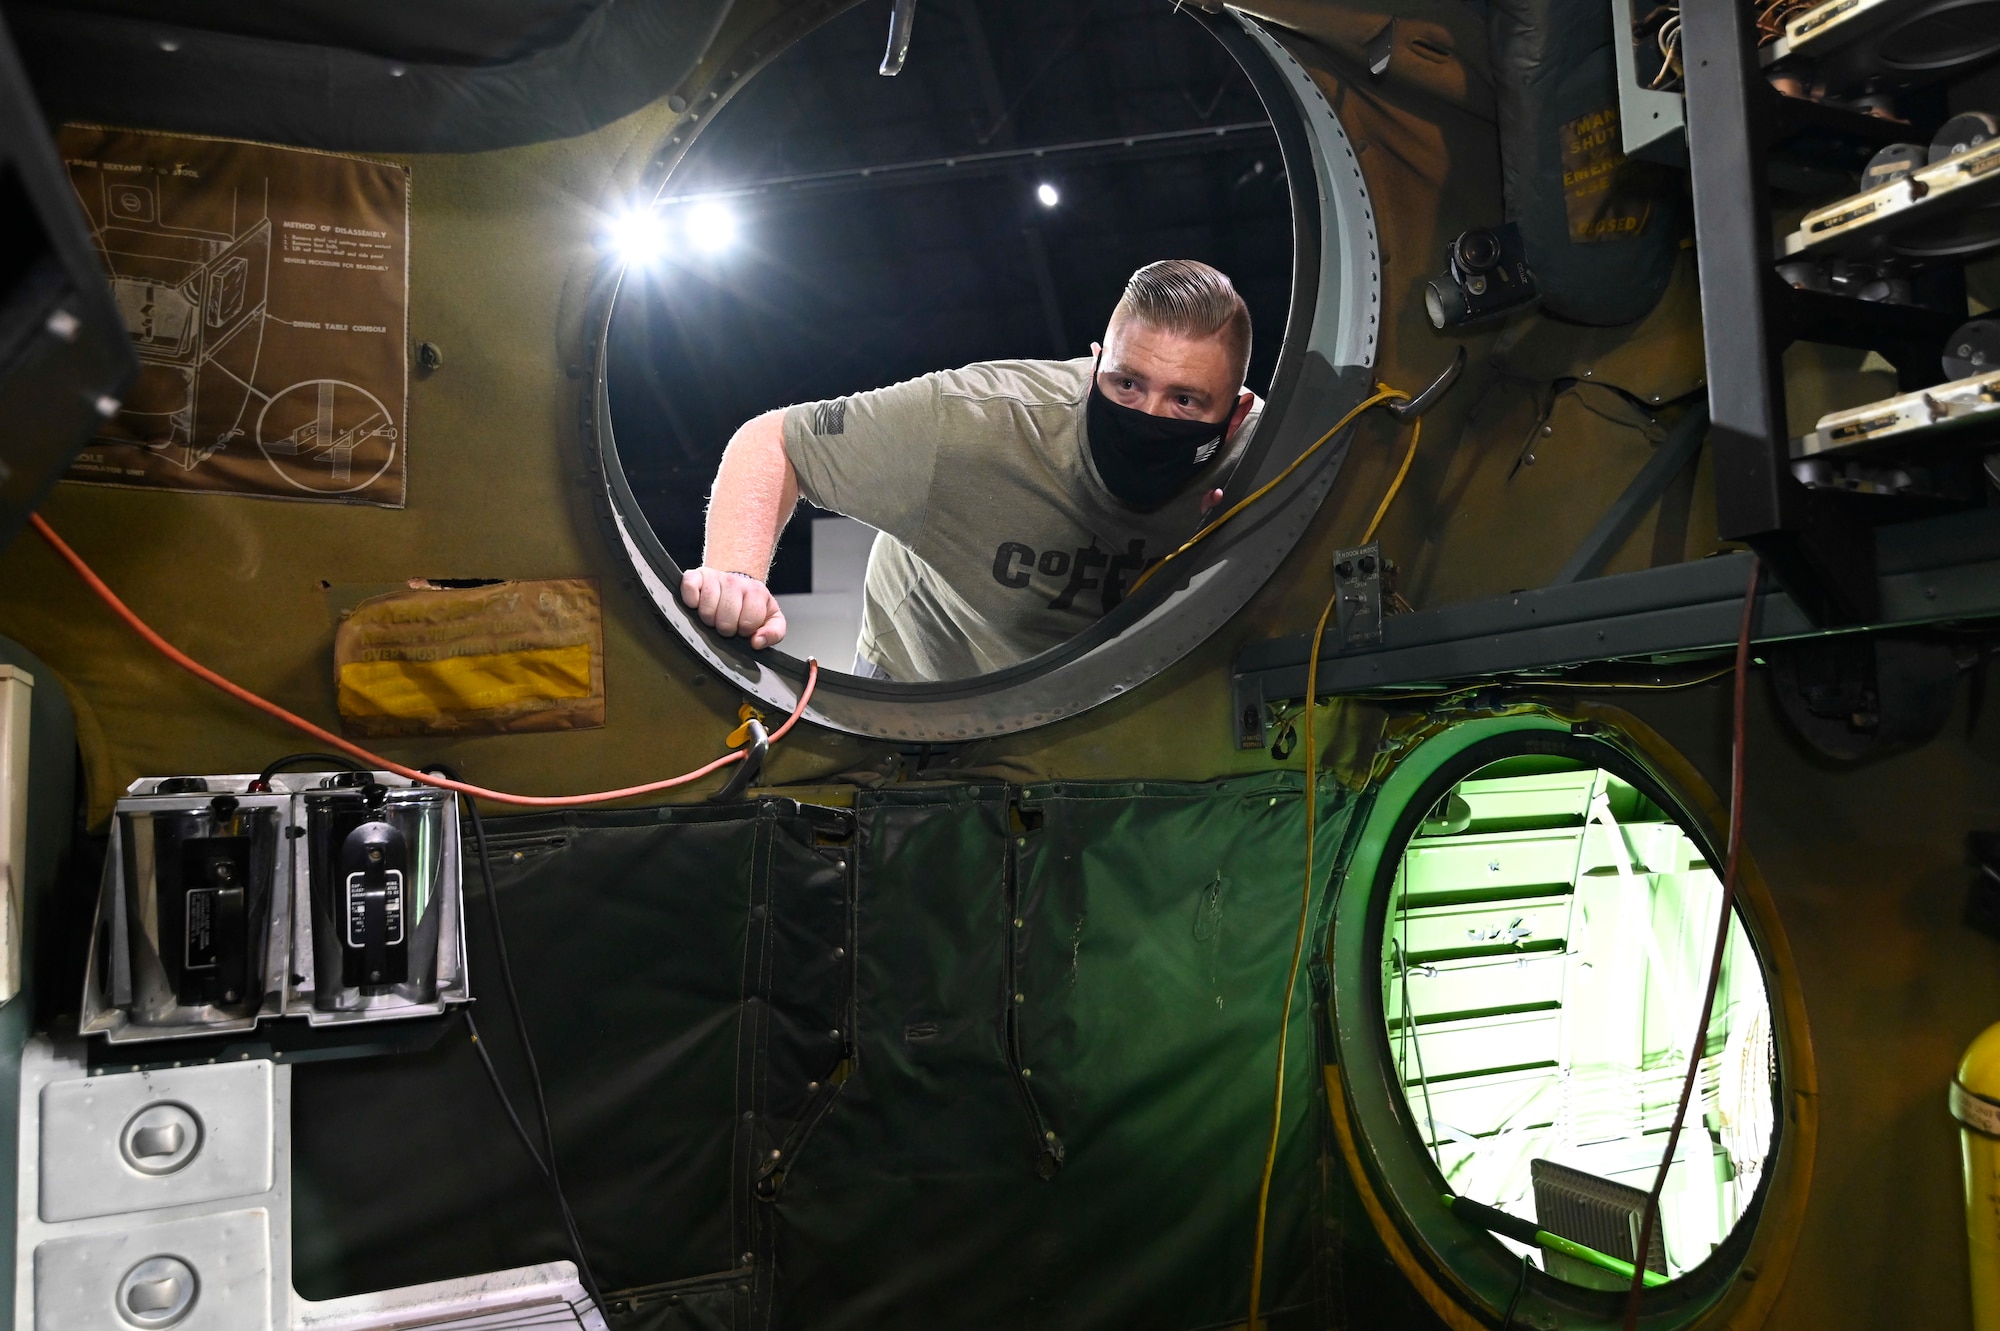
[
  {"x1": 1328, "y1": 718, "x2": 1807, "y2": 1328},
  {"x1": 582, "y1": 4, "x2": 1381, "y2": 740}
]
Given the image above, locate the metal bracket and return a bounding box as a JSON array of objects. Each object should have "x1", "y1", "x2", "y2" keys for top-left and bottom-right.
[
  {"x1": 1551, "y1": 401, "x2": 1709, "y2": 584},
  {"x1": 1365, "y1": 20, "x2": 1395, "y2": 77},
  {"x1": 1234, "y1": 507, "x2": 2000, "y2": 701},
  {"x1": 1333, "y1": 544, "x2": 1385, "y2": 651},
  {"x1": 1231, "y1": 672, "x2": 1269, "y2": 750},
  {"x1": 709, "y1": 721, "x2": 768, "y2": 803}
]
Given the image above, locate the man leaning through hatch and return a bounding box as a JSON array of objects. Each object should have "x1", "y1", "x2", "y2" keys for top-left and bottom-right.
[{"x1": 681, "y1": 259, "x2": 1264, "y2": 681}]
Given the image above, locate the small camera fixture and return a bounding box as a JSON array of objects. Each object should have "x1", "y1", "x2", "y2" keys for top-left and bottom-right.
[{"x1": 1424, "y1": 222, "x2": 1538, "y2": 329}]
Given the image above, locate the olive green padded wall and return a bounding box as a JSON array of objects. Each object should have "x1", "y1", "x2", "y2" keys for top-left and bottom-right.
[{"x1": 290, "y1": 773, "x2": 1377, "y2": 1331}]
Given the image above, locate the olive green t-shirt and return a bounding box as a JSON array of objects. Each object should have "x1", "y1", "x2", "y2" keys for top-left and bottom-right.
[{"x1": 782, "y1": 357, "x2": 1259, "y2": 681}]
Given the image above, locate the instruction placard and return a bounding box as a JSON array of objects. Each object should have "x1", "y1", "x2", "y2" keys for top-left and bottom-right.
[
  {"x1": 1559, "y1": 107, "x2": 1653, "y2": 244},
  {"x1": 58, "y1": 126, "x2": 409, "y2": 507}
]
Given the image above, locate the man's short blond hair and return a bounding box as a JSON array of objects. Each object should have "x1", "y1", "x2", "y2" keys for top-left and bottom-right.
[{"x1": 1110, "y1": 259, "x2": 1252, "y2": 385}]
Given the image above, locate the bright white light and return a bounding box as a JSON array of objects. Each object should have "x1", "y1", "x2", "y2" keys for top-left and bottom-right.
[
  {"x1": 685, "y1": 200, "x2": 739, "y2": 254},
  {"x1": 607, "y1": 207, "x2": 669, "y2": 267},
  {"x1": 1036, "y1": 182, "x2": 1060, "y2": 208}
]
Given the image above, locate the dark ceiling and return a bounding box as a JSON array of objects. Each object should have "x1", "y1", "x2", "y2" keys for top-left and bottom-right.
[
  {"x1": 606, "y1": 0, "x2": 1295, "y2": 592},
  {"x1": 19, "y1": 0, "x2": 606, "y2": 65},
  {"x1": 6, "y1": 0, "x2": 731, "y2": 150}
]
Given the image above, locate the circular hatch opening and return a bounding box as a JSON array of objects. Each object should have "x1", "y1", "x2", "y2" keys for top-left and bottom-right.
[
  {"x1": 583, "y1": 2, "x2": 1381, "y2": 741},
  {"x1": 1328, "y1": 719, "x2": 1807, "y2": 1329}
]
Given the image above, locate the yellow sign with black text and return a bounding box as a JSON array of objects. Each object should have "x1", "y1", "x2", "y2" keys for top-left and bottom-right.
[{"x1": 1559, "y1": 107, "x2": 1652, "y2": 244}]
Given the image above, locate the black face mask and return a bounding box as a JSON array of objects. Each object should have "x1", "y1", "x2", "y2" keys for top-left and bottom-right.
[{"x1": 1085, "y1": 362, "x2": 1226, "y2": 513}]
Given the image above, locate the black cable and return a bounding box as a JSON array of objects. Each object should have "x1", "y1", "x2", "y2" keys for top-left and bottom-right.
[
  {"x1": 464, "y1": 791, "x2": 606, "y2": 1315},
  {"x1": 427, "y1": 766, "x2": 607, "y2": 1316},
  {"x1": 253, "y1": 751, "x2": 364, "y2": 788},
  {"x1": 464, "y1": 1008, "x2": 548, "y2": 1176},
  {"x1": 1501, "y1": 1250, "x2": 1529, "y2": 1329},
  {"x1": 1623, "y1": 558, "x2": 1761, "y2": 1331}
]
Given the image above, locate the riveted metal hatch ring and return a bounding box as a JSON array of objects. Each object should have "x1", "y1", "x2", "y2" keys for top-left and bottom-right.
[
  {"x1": 582, "y1": 7, "x2": 1382, "y2": 741},
  {"x1": 1325, "y1": 714, "x2": 1815, "y2": 1331}
]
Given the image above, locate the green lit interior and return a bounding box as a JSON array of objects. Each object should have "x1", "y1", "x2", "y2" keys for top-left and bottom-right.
[{"x1": 1380, "y1": 756, "x2": 1775, "y2": 1286}]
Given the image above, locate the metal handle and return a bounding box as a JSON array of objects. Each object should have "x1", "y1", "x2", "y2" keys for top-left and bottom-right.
[
  {"x1": 1386, "y1": 345, "x2": 1466, "y2": 421},
  {"x1": 127, "y1": 1278, "x2": 183, "y2": 1315},
  {"x1": 129, "y1": 1123, "x2": 184, "y2": 1159},
  {"x1": 709, "y1": 720, "x2": 769, "y2": 803}
]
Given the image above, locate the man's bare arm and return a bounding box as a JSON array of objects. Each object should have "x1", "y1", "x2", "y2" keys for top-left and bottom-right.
[{"x1": 681, "y1": 409, "x2": 797, "y2": 650}]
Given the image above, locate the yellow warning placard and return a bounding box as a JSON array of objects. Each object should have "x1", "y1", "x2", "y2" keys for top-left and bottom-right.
[
  {"x1": 58, "y1": 126, "x2": 409, "y2": 507},
  {"x1": 334, "y1": 580, "x2": 605, "y2": 737},
  {"x1": 1559, "y1": 107, "x2": 1652, "y2": 244}
]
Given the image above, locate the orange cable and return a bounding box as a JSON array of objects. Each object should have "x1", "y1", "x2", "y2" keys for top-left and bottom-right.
[{"x1": 29, "y1": 513, "x2": 818, "y2": 808}]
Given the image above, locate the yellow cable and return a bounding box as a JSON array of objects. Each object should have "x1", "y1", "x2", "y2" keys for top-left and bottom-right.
[
  {"x1": 1246, "y1": 582, "x2": 1339, "y2": 1331},
  {"x1": 1242, "y1": 395, "x2": 1424, "y2": 1324},
  {"x1": 1359, "y1": 413, "x2": 1421, "y2": 546},
  {"x1": 1236, "y1": 386, "x2": 1426, "y2": 1325},
  {"x1": 1129, "y1": 386, "x2": 1410, "y2": 597}
]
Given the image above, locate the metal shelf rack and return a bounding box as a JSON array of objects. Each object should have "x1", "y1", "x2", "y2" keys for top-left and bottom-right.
[{"x1": 1678, "y1": 0, "x2": 1999, "y2": 624}]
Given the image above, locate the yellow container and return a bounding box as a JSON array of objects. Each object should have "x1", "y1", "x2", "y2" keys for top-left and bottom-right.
[{"x1": 1953, "y1": 1022, "x2": 2000, "y2": 1330}]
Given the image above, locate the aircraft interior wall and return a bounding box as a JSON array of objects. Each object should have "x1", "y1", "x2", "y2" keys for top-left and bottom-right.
[{"x1": 1, "y1": 0, "x2": 1998, "y2": 1327}]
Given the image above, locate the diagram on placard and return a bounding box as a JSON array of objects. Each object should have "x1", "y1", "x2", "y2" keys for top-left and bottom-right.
[
  {"x1": 256, "y1": 380, "x2": 398, "y2": 493},
  {"x1": 59, "y1": 127, "x2": 409, "y2": 507},
  {"x1": 87, "y1": 175, "x2": 273, "y2": 471}
]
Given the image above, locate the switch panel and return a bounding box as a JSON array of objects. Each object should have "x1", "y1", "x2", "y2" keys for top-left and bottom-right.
[
  {"x1": 1332, "y1": 543, "x2": 1385, "y2": 650},
  {"x1": 40, "y1": 1061, "x2": 272, "y2": 1222}
]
